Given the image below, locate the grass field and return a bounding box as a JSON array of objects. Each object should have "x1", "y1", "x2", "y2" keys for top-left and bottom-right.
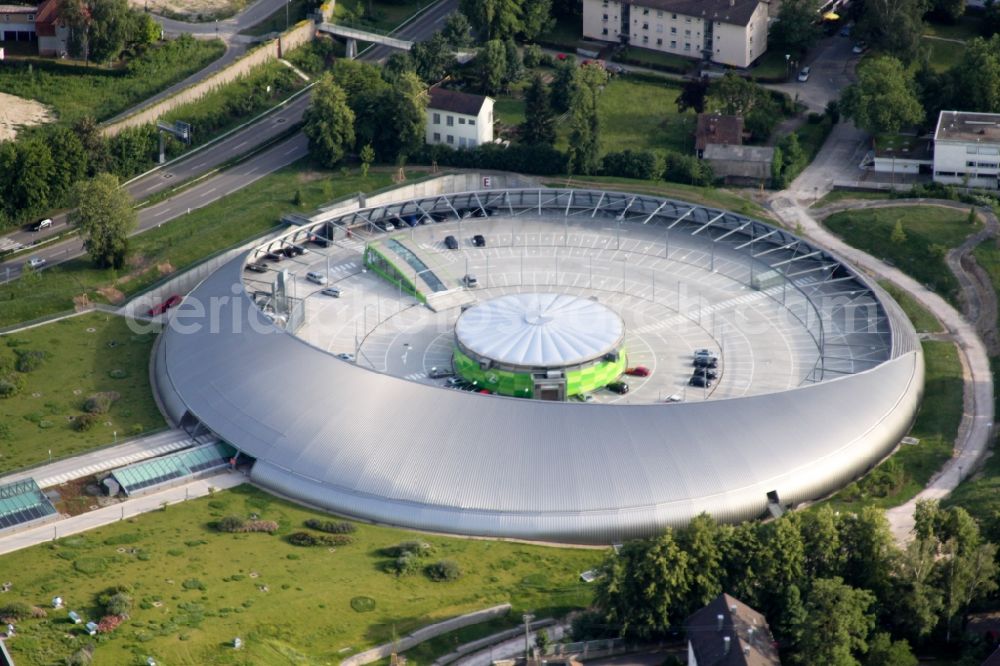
[
  {"x1": 823, "y1": 205, "x2": 979, "y2": 306},
  {"x1": 0, "y1": 37, "x2": 225, "y2": 124},
  {"x1": 973, "y1": 240, "x2": 1000, "y2": 332},
  {"x1": 542, "y1": 175, "x2": 776, "y2": 222},
  {"x1": 0, "y1": 313, "x2": 164, "y2": 474},
  {"x1": 923, "y1": 16, "x2": 983, "y2": 40},
  {"x1": 0, "y1": 485, "x2": 603, "y2": 666},
  {"x1": 333, "y1": 0, "x2": 424, "y2": 32},
  {"x1": 812, "y1": 190, "x2": 892, "y2": 208},
  {"x1": 879, "y1": 281, "x2": 943, "y2": 334},
  {"x1": 923, "y1": 36, "x2": 966, "y2": 72},
  {"x1": 750, "y1": 50, "x2": 791, "y2": 81},
  {"x1": 0, "y1": 164, "x2": 394, "y2": 328},
  {"x1": 241, "y1": 0, "x2": 312, "y2": 35},
  {"x1": 616, "y1": 46, "x2": 693, "y2": 73},
  {"x1": 537, "y1": 15, "x2": 583, "y2": 49},
  {"x1": 827, "y1": 340, "x2": 963, "y2": 511}
]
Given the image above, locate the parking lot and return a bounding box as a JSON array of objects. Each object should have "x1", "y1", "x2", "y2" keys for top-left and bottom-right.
[{"x1": 242, "y1": 213, "x2": 837, "y2": 406}]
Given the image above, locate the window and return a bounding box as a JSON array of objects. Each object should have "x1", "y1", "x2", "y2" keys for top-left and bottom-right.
[
  {"x1": 671, "y1": 13, "x2": 677, "y2": 18},
  {"x1": 603, "y1": 13, "x2": 608, "y2": 20},
  {"x1": 469, "y1": 119, "x2": 476, "y2": 126},
  {"x1": 459, "y1": 137, "x2": 467, "y2": 147},
  {"x1": 459, "y1": 117, "x2": 466, "y2": 124},
  {"x1": 602, "y1": 27, "x2": 608, "y2": 34},
  {"x1": 447, "y1": 115, "x2": 454, "y2": 126},
  {"x1": 656, "y1": 37, "x2": 662, "y2": 45},
  {"x1": 670, "y1": 40, "x2": 676, "y2": 48},
  {"x1": 642, "y1": 35, "x2": 648, "y2": 43},
  {"x1": 469, "y1": 139, "x2": 477, "y2": 147},
  {"x1": 684, "y1": 29, "x2": 690, "y2": 36},
  {"x1": 433, "y1": 132, "x2": 441, "y2": 142},
  {"x1": 642, "y1": 8, "x2": 649, "y2": 14},
  {"x1": 685, "y1": 17, "x2": 691, "y2": 22},
  {"x1": 684, "y1": 42, "x2": 691, "y2": 51},
  {"x1": 656, "y1": 10, "x2": 663, "y2": 16},
  {"x1": 447, "y1": 135, "x2": 454, "y2": 144},
  {"x1": 642, "y1": 22, "x2": 649, "y2": 30},
  {"x1": 670, "y1": 26, "x2": 676, "y2": 33},
  {"x1": 433, "y1": 113, "x2": 440, "y2": 124}
]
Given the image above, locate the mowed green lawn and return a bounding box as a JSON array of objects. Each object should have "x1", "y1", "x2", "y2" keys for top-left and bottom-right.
[
  {"x1": 1, "y1": 485, "x2": 603, "y2": 665},
  {"x1": 923, "y1": 36, "x2": 966, "y2": 73},
  {"x1": 0, "y1": 164, "x2": 394, "y2": 328},
  {"x1": 0, "y1": 37, "x2": 225, "y2": 124},
  {"x1": 595, "y1": 77, "x2": 694, "y2": 155},
  {"x1": 823, "y1": 204, "x2": 979, "y2": 306},
  {"x1": 879, "y1": 281, "x2": 942, "y2": 334},
  {"x1": 0, "y1": 313, "x2": 164, "y2": 473}
]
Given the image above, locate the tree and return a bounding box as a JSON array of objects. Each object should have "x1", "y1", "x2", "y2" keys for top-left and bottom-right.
[
  {"x1": 49, "y1": 126, "x2": 89, "y2": 200},
  {"x1": 840, "y1": 56, "x2": 924, "y2": 135},
  {"x1": 11, "y1": 138, "x2": 56, "y2": 218},
  {"x1": 567, "y1": 63, "x2": 607, "y2": 176},
  {"x1": 504, "y1": 38, "x2": 524, "y2": 89},
  {"x1": 73, "y1": 116, "x2": 111, "y2": 176},
  {"x1": 107, "y1": 125, "x2": 156, "y2": 178},
  {"x1": 801, "y1": 505, "x2": 843, "y2": 581},
  {"x1": 769, "y1": 0, "x2": 822, "y2": 59},
  {"x1": 59, "y1": 0, "x2": 90, "y2": 58},
  {"x1": 550, "y1": 57, "x2": 576, "y2": 113},
  {"x1": 520, "y1": 0, "x2": 554, "y2": 39},
  {"x1": 891, "y1": 220, "x2": 908, "y2": 244},
  {"x1": 360, "y1": 144, "x2": 375, "y2": 177},
  {"x1": 773, "y1": 584, "x2": 808, "y2": 659},
  {"x1": 712, "y1": 72, "x2": 767, "y2": 116},
  {"x1": 929, "y1": 0, "x2": 965, "y2": 22},
  {"x1": 888, "y1": 538, "x2": 942, "y2": 641},
  {"x1": 676, "y1": 76, "x2": 710, "y2": 114},
  {"x1": 718, "y1": 522, "x2": 764, "y2": 605},
  {"x1": 388, "y1": 72, "x2": 429, "y2": 160},
  {"x1": 70, "y1": 172, "x2": 137, "y2": 269},
  {"x1": 381, "y1": 52, "x2": 415, "y2": 85},
  {"x1": 937, "y1": 538, "x2": 999, "y2": 641},
  {"x1": 521, "y1": 74, "x2": 556, "y2": 145},
  {"x1": 947, "y1": 36, "x2": 1000, "y2": 113},
  {"x1": 864, "y1": 633, "x2": 917, "y2": 666},
  {"x1": 477, "y1": 39, "x2": 507, "y2": 95},
  {"x1": 460, "y1": 0, "x2": 524, "y2": 40},
  {"x1": 441, "y1": 11, "x2": 473, "y2": 49},
  {"x1": 856, "y1": 0, "x2": 927, "y2": 64},
  {"x1": 756, "y1": 515, "x2": 806, "y2": 601},
  {"x1": 675, "y1": 513, "x2": 724, "y2": 615},
  {"x1": 795, "y1": 577, "x2": 876, "y2": 666},
  {"x1": 411, "y1": 33, "x2": 455, "y2": 83},
  {"x1": 594, "y1": 530, "x2": 691, "y2": 639},
  {"x1": 87, "y1": 0, "x2": 133, "y2": 63},
  {"x1": 839, "y1": 506, "x2": 898, "y2": 598}
]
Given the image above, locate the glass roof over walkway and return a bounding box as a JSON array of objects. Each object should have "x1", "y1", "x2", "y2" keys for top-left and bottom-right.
[
  {"x1": 0, "y1": 478, "x2": 57, "y2": 532},
  {"x1": 110, "y1": 442, "x2": 236, "y2": 496}
]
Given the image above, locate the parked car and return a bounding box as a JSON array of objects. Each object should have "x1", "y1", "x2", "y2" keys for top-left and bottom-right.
[
  {"x1": 557, "y1": 53, "x2": 568, "y2": 60},
  {"x1": 335, "y1": 352, "x2": 355, "y2": 362},
  {"x1": 839, "y1": 24, "x2": 852, "y2": 37},
  {"x1": 306, "y1": 271, "x2": 328, "y2": 285},
  {"x1": 428, "y1": 367, "x2": 454, "y2": 379},
  {"x1": 33, "y1": 218, "x2": 52, "y2": 232},
  {"x1": 473, "y1": 234, "x2": 486, "y2": 247},
  {"x1": 321, "y1": 287, "x2": 342, "y2": 298},
  {"x1": 462, "y1": 274, "x2": 478, "y2": 288},
  {"x1": 692, "y1": 367, "x2": 719, "y2": 380},
  {"x1": 429, "y1": 212, "x2": 449, "y2": 222},
  {"x1": 25, "y1": 256, "x2": 46, "y2": 269},
  {"x1": 308, "y1": 234, "x2": 329, "y2": 248},
  {"x1": 264, "y1": 251, "x2": 283, "y2": 262},
  {"x1": 288, "y1": 243, "x2": 308, "y2": 256},
  {"x1": 852, "y1": 42, "x2": 867, "y2": 54},
  {"x1": 664, "y1": 394, "x2": 683, "y2": 403},
  {"x1": 625, "y1": 366, "x2": 650, "y2": 377},
  {"x1": 689, "y1": 375, "x2": 712, "y2": 388},
  {"x1": 245, "y1": 262, "x2": 268, "y2": 273},
  {"x1": 693, "y1": 348, "x2": 716, "y2": 359},
  {"x1": 606, "y1": 381, "x2": 630, "y2": 395},
  {"x1": 693, "y1": 356, "x2": 719, "y2": 369},
  {"x1": 147, "y1": 294, "x2": 182, "y2": 317},
  {"x1": 575, "y1": 393, "x2": 595, "y2": 403},
  {"x1": 797, "y1": 66, "x2": 811, "y2": 82},
  {"x1": 444, "y1": 235, "x2": 459, "y2": 250},
  {"x1": 445, "y1": 377, "x2": 464, "y2": 387}
]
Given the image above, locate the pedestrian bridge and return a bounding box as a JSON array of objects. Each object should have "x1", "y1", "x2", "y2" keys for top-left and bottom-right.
[{"x1": 316, "y1": 22, "x2": 413, "y2": 58}]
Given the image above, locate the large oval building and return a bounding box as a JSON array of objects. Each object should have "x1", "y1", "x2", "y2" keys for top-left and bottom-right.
[{"x1": 153, "y1": 188, "x2": 924, "y2": 544}]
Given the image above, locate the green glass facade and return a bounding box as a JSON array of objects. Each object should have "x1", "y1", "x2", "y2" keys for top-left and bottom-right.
[{"x1": 453, "y1": 347, "x2": 626, "y2": 398}]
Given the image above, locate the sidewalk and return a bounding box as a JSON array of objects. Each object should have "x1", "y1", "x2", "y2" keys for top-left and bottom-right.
[
  {"x1": 452, "y1": 623, "x2": 569, "y2": 666},
  {"x1": 0, "y1": 471, "x2": 246, "y2": 556}
]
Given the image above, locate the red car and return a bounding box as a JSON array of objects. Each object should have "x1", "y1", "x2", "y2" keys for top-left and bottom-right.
[
  {"x1": 625, "y1": 366, "x2": 651, "y2": 377},
  {"x1": 557, "y1": 53, "x2": 568, "y2": 60},
  {"x1": 147, "y1": 294, "x2": 182, "y2": 317}
]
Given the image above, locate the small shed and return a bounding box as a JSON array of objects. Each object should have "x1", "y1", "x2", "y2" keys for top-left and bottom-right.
[
  {"x1": 702, "y1": 144, "x2": 775, "y2": 185},
  {"x1": 68, "y1": 611, "x2": 82, "y2": 624},
  {"x1": 85, "y1": 621, "x2": 98, "y2": 636}
]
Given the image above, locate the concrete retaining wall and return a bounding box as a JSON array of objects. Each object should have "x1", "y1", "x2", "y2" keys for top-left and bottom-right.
[
  {"x1": 102, "y1": 21, "x2": 315, "y2": 137},
  {"x1": 340, "y1": 604, "x2": 512, "y2": 666}
]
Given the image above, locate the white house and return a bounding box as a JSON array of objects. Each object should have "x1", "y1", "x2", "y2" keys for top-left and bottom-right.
[
  {"x1": 425, "y1": 87, "x2": 494, "y2": 149},
  {"x1": 933, "y1": 110, "x2": 1000, "y2": 189},
  {"x1": 581, "y1": 0, "x2": 768, "y2": 69}
]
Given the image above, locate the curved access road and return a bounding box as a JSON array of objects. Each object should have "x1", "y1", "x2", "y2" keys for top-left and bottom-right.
[{"x1": 769, "y1": 153, "x2": 995, "y2": 545}]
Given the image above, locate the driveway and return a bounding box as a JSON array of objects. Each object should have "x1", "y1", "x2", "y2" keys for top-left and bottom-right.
[{"x1": 764, "y1": 33, "x2": 860, "y2": 112}]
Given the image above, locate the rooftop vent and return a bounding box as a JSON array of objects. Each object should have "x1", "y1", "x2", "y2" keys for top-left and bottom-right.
[
  {"x1": 723, "y1": 636, "x2": 732, "y2": 654},
  {"x1": 717, "y1": 613, "x2": 725, "y2": 631}
]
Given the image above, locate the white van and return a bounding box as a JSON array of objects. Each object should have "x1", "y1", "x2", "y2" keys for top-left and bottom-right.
[{"x1": 34, "y1": 218, "x2": 52, "y2": 231}]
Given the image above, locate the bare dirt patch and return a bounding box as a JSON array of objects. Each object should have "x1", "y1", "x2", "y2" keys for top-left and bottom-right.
[
  {"x1": 97, "y1": 286, "x2": 126, "y2": 304},
  {"x1": 139, "y1": 0, "x2": 247, "y2": 21},
  {"x1": 0, "y1": 92, "x2": 55, "y2": 142}
]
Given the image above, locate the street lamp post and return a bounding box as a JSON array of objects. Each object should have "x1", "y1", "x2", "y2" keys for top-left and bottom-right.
[{"x1": 785, "y1": 53, "x2": 790, "y2": 80}]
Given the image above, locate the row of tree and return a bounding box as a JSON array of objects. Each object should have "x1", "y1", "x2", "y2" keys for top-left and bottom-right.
[
  {"x1": 590, "y1": 502, "x2": 997, "y2": 666},
  {"x1": 58, "y1": 0, "x2": 160, "y2": 64}
]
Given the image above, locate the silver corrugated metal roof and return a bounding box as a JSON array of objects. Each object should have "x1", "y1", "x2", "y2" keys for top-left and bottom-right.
[
  {"x1": 455, "y1": 293, "x2": 624, "y2": 368},
  {"x1": 153, "y1": 189, "x2": 924, "y2": 544}
]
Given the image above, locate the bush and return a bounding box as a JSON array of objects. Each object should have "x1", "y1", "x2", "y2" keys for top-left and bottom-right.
[
  {"x1": 217, "y1": 515, "x2": 245, "y2": 532},
  {"x1": 522, "y1": 43, "x2": 544, "y2": 68},
  {"x1": 381, "y1": 540, "x2": 433, "y2": 558},
  {"x1": 0, "y1": 602, "x2": 32, "y2": 621},
  {"x1": 350, "y1": 596, "x2": 376, "y2": 612},
  {"x1": 97, "y1": 615, "x2": 124, "y2": 633},
  {"x1": 83, "y1": 391, "x2": 120, "y2": 414},
  {"x1": 14, "y1": 349, "x2": 46, "y2": 372},
  {"x1": 66, "y1": 647, "x2": 94, "y2": 665},
  {"x1": 73, "y1": 557, "x2": 107, "y2": 574},
  {"x1": 243, "y1": 520, "x2": 279, "y2": 533},
  {"x1": 181, "y1": 578, "x2": 205, "y2": 590},
  {"x1": 663, "y1": 151, "x2": 713, "y2": 186},
  {"x1": 414, "y1": 143, "x2": 568, "y2": 176},
  {"x1": 288, "y1": 531, "x2": 353, "y2": 547},
  {"x1": 602, "y1": 149, "x2": 662, "y2": 180},
  {"x1": 0, "y1": 376, "x2": 23, "y2": 398},
  {"x1": 73, "y1": 413, "x2": 99, "y2": 431},
  {"x1": 104, "y1": 592, "x2": 133, "y2": 617},
  {"x1": 387, "y1": 552, "x2": 421, "y2": 576},
  {"x1": 304, "y1": 519, "x2": 356, "y2": 534},
  {"x1": 425, "y1": 559, "x2": 462, "y2": 582}
]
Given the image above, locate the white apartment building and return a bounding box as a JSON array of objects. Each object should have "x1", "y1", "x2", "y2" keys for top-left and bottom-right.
[
  {"x1": 933, "y1": 110, "x2": 1000, "y2": 189},
  {"x1": 582, "y1": 0, "x2": 768, "y2": 69},
  {"x1": 425, "y1": 87, "x2": 494, "y2": 149}
]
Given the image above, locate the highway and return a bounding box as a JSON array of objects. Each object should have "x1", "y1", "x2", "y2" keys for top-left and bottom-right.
[{"x1": 0, "y1": 0, "x2": 457, "y2": 283}]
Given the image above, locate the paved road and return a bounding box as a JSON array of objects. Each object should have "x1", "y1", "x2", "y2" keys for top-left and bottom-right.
[
  {"x1": 0, "y1": 471, "x2": 245, "y2": 557},
  {"x1": 769, "y1": 135, "x2": 996, "y2": 545},
  {"x1": 765, "y1": 34, "x2": 860, "y2": 113},
  {"x1": 0, "y1": 429, "x2": 205, "y2": 488},
  {"x1": 0, "y1": 132, "x2": 309, "y2": 283}
]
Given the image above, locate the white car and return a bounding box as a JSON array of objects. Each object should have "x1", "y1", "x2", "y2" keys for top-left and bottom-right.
[
  {"x1": 797, "y1": 66, "x2": 811, "y2": 82},
  {"x1": 306, "y1": 271, "x2": 328, "y2": 285},
  {"x1": 665, "y1": 394, "x2": 684, "y2": 403},
  {"x1": 320, "y1": 287, "x2": 341, "y2": 298},
  {"x1": 26, "y1": 256, "x2": 46, "y2": 269},
  {"x1": 693, "y1": 348, "x2": 716, "y2": 359}
]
